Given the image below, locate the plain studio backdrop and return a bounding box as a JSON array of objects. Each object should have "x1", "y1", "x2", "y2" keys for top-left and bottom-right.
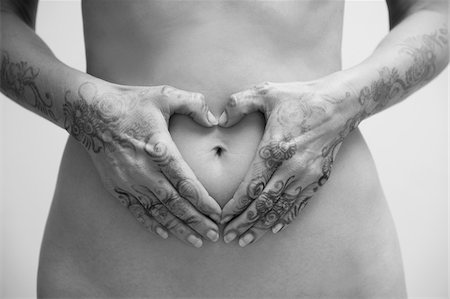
[{"x1": 0, "y1": 0, "x2": 448, "y2": 298}]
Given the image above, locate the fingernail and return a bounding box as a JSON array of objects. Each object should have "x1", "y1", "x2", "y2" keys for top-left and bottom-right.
[
  {"x1": 207, "y1": 111, "x2": 218, "y2": 125},
  {"x1": 210, "y1": 214, "x2": 221, "y2": 223},
  {"x1": 239, "y1": 234, "x2": 254, "y2": 247},
  {"x1": 272, "y1": 223, "x2": 284, "y2": 234},
  {"x1": 206, "y1": 230, "x2": 219, "y2": 242},
  {"x1": 218, "y1": 111, "x2": 228, "y2": 126},
  {"x1": 224, "y1": 232, "x2": 237, "y2": 243},
  {"x1": 156, "y1": 227, "x2": 168, "y2": 239},
  {"x1": 187, "y1": 235, "x2": 203, "y2": 248},
  {"x1": 220, "y1": 215, "x2": 232, "y2": 224}
]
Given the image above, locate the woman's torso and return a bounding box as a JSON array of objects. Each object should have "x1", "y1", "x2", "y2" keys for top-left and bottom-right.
[{"x1": 38, "y1": 1, "x2": 406, "y2": 297}]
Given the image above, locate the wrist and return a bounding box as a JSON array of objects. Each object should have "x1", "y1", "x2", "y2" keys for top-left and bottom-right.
[{"x1": 311, "y1": 69, "x2": 365, "y2": 125}]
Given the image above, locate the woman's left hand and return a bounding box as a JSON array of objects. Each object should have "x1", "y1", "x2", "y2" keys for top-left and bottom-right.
[{"x1": 219, "y1": 78, "x2": 363, "y2": 247}]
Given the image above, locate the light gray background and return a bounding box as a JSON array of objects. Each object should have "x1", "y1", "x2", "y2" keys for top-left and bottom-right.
[{"x1": 0, "y1": 0, "x2": 448, "y2": 298}]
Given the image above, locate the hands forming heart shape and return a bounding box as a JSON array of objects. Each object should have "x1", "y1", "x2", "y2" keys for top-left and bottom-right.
[{"x1": 64, "y1": 77, "x2": 358, "y2": 248}]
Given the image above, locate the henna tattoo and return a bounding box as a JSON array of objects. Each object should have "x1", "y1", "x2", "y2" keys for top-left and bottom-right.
[
  {"x1": 115, "y1": 185, "x2": 201, "y2": 238},
  {"x1": 177, "y1": 178, "x2": 201, "y2": 206},
  {"x1": 276, "y1": 97, "x2": 328, "y2": 133},
  {"x1": 232, "y1": 137, "x2": 297, "y2": 215},
  {"x1": 153, "y1": 184, "x2": 200, "y2": 226},
  {"x1": 359, "y1": 27, "x2": 448, "y2": 115},
  {"x1": 144, "y1": 141, "x2": 204, "y2": 210},
  {"x1": 144, "y1": 141, "x2": 171, "y2": 165},
  {"x1": 247, "y1": 176, "x2": 267, "y2": 199},
  {"x1": 114, "y1": 186, "x2": 166, "y2": 232},
  {"x1": 0, "y1": 50, "x2": 56, "y2": 120},
  {"x1": 115, "y1": 186, "x2": 168, "y2": 219},
  {"x1": 259, "y1": 136, "x2": 297, "y2": 170},
  {"x1": 237, "y1": 28, "x2": 449, "y2": 236},
  {"x1": 279, "y1": 181, "x2": 319, "y2": 226},
  {"x1": 63, "y1": 82, "x2": 142, "y2": 153},
  {"x1": 246, "y1": 176, "x2": 295, "y2": 223},
  {"x1": 144, "y1": 141, "x2": 185, "y2": 181}
]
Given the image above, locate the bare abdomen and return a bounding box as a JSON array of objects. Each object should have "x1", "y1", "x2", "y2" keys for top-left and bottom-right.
[{"x1": 38, "y1": 128, "x2": 406, "y2": 298}]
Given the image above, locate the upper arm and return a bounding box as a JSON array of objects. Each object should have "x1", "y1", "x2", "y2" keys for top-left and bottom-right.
[
  {"x1": 0, "y1": 0, "x2": 38, "y2": 29},
  {"x1": 385, "y1": 0, "x2": 448, "y2": 28}
]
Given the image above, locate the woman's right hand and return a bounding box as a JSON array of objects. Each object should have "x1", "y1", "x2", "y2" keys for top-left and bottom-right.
[{"x1": 63, "y1": 82, "x2": 221, "y2": 248}]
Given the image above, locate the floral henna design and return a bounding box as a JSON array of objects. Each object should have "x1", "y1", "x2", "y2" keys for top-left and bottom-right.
[
  {"x1": 114, "y1": 186, "x2": 199, "y2": 240},
  {"x1": 114, "y1": 186, "x2": 165, "y2": 234},
  {"x1": 153, "y1": 184, "x2": 201, "y2": 227},
  {"x1": 63, "y1": 82, "x2": 137, "y2": 153},
  {"x1": 259, "y1": 136, "x2": 297, "y2": 170},
  {"x1": 359, "y1": 27, "x2": 448, "y2": 114},
  {"x1": 0, "y1": 50, "x2": 56, "y2": 120},
  {"x1": 246, "y1": 176, "x2": 296, "y2": 223},
  {"x1": 231, "y1": 137, "x2": 297, "y2": 215}
]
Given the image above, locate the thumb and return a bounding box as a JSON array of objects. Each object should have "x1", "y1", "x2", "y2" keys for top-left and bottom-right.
[
  {"x1": 163, "y1": 86, "x2": 218, "y2": 127},
  {"x1": 219, "y1": 82, "x2": 274, "y2": 127}
]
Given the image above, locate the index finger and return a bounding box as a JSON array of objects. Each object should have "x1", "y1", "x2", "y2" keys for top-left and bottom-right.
[{"x1": 144, "y1": 130, "x2": 222, "y2": 222}]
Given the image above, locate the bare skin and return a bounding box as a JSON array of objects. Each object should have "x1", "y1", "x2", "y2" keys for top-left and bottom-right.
[
  {"x1": 0, "y1": 0, "x2": 448, "y2": 297},
  {"x1": 221, "y1": 22, "x2": 449, "y2": 246}
]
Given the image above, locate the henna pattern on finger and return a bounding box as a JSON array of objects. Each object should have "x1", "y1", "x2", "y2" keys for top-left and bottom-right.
[
  {"x1": 153, "y1": 184, "x2": 201, "y2": 227},
  {"x1": 246, "y1": 176, "x2": 295, "y2": 223},
  {"x1": 0, "y1": 51, "x2": 56, "y2": 120},
  {"x1": 144, "y1": 140, "x2": 208, "y2": 213},
  {"x1": 279, "y1": 181, "x2": 319, "y2": 227},
  {"x1": 114, "y1": 186, "x2": 198, "y2": 239},
  {"x1": 114, "y1": 186, "x2": 163, "y2": 233},
  {"x1": 231, "y1": 137, "x2": 297, "y2": 214},
  {"x1": 259, "y1": 137, "x2": 297, "y2": 170}
]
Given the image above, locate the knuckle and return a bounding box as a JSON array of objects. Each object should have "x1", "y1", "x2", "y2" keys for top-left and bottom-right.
[
  {"x1": 254, "y1": 81, "x2": 273, "y2": 95},
  {"x1": 177, "y1": 178, "x2": 200, "y2": 202},
  {"x1": 195, "y1": 95, "x2": 208, "y2": 112},
  {"x1": 129, "y1": 204, "x2": 147, "y2": 224},
  {"x1": 194, "y1": 92, "x2": 206, "y2": 103},
  {"x1": 160, "y1": 85, "x2": 175, "y2": 96},
  {"x1": 306, "y1": 163, "x2": 323, "y2": 179},
  {"x1": 173, "y1": 222, "x2": 189, "y2": 236},
  {"x1": 226, "y1": 95, "x2": 239, "y2": 108},
  {"x1": 247, "y1": 176, "x2": 266, "y2": 199},
  {"x1": 165, "y1": 218, "x2": 182, "y2": 232},
  {"x1": 149, "y1": 202, "x2": 169, "y2": 218},
  {"x1": 144, "y1": 138, "x2": 170, "y2": 160}
]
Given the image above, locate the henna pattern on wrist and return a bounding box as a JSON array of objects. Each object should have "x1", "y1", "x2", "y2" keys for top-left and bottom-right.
[
  {"x1": 0, "y1": 50, "x2": 57, "y2": 121},
  {"x1": 359, "y1": 26, "x2": 448, "y2": 116}
]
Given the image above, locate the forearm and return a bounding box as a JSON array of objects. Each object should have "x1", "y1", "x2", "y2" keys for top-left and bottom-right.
[
  {"x1": 335, "y1": 5, "x2": 448, "y2": 122},
  {"x1": 0, "y1": 11, "x2": 108, "y2": 128}
]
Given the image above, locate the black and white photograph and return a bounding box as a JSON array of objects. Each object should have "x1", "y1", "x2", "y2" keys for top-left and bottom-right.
[{"x1": 0, "y1": 0, "x2": 448, "y2": 298}]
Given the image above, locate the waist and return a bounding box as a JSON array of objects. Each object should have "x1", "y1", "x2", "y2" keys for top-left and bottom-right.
[{"x1": 38, "y1": 128, "x2": 405, "y2": 297}]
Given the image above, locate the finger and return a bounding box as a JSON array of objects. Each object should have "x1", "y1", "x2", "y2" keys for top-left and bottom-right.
[
  {"x1": 237, "y1": 181, "x2": 305, "y2": 247},
  {"x1": 151, "y1": 205, "x2": 206, "y2": 248},
  {"x1": 115, "y1": 186, "x2": 205, "y2": 247},
  {"x1": 219, "y1": 81, "x2": 277, "y2": 127},
  {"x1": 144, "y1": 134, "x2": 222, "y2": 221},
  {"x1": 223, "y1": 174, "x2": 296, "y2": 244},
  {"x1": 160, "y1": 85, "x2": 218, "y2": 127},
  {"x1": 275, "y1": 180, "x2": 322, "y2": 232},
  {"x1": 149, "y1": 176, "x2": 220, "y2": 242},
  {"x1": 221, "y1": 134, "x2": 297, "y2": 223},
  {"x1": 114, "y1": 186, "x2": 169, "y2": 240},
  {"x1": 142, "y1": 195, "x2": 206, "y2": 248}
]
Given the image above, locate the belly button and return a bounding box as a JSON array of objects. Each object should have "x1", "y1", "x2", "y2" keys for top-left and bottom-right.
[{"x1": 213, "y1": 146, "x2": 225, "y2": 157}]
